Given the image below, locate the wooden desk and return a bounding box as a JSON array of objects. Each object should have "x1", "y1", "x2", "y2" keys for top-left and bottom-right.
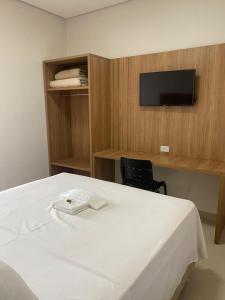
[{"x1": 94, "y1": 149, "x2": 225, "y2": 244}]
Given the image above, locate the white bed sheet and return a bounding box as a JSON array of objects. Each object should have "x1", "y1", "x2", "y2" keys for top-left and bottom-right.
[{"x1": 0, "y1": 173, "x2": 207, "y2": 300}]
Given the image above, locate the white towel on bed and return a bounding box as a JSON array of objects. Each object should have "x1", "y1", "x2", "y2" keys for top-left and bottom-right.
[
  {"x1": 54, "y1": 188, "x2": 107, "y2": 214},
  {"x1": 53, "y1": 199, "x2": 89, "y2": 215},
  {"x1": 49, "y1": 78, "x2": 88, "y2": 88},
  {"x1": 55, "y1": 68, "x2": 86, "y2": 80}
]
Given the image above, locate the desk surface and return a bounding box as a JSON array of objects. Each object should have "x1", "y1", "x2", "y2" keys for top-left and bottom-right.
[
  {"x1": 94, "y1": 149, "x2": 225, "y2": 176},
  {"x1": 94, "y1": 149, "x2": 225, "y2": 244}
]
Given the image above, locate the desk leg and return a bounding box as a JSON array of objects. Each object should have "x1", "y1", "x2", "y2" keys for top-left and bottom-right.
[
  {"x1": 93, "y1": 157, "x2": 115, "y2": 182},
  {"x1": 215, "y1": 175, "x2": 225, "y2": 244}
]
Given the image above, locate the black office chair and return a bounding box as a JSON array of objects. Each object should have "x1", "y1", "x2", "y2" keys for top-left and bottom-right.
[{"x1": 120, "y1": 157, "x2": 167, "y2": 195}]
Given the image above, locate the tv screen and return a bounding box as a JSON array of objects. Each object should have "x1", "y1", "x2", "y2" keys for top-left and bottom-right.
[{"x1": 140, "y1": 69, "x2": 196, "y2": 106}]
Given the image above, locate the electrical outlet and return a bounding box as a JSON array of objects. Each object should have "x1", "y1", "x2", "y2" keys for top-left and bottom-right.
[{"x1": 160, "y1": 145, "x2": 170, "y2": 153}]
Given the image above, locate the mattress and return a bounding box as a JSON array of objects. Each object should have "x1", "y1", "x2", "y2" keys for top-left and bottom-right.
[{"x1": 0, "y1": 173, "x2": 207, "y2": 300}]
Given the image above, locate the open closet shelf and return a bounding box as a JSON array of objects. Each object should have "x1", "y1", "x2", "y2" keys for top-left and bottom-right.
[
  {"x1": 51, "y1": 157, "x2": 91, "y2": 172},
  {"x1": 47, "y1": 86, "x2": 89, "y2": 92},
  {"x1": 44, "y1": 54, "x2": 110, "y2": 177}
]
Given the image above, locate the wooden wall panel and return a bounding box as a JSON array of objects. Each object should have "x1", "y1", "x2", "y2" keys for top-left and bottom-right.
[
  {"x1": 110, "y1": 44, "x2": 225, "y2": 161},
  {"x1": 89, "y1": 54, "x2": 111, "y2": 172},
  {"x1": 47, "y1": 94, "x2": 72, "y2": 162},
  {"x1": 210, "y1": 46, "x2": 225, "y2": 161},
  {"x1": 110, "y1": 58, "x2": 129, "y2": 150},
  {"x1": 70, "y1": 96, "x2": 90, "y2": 162}
]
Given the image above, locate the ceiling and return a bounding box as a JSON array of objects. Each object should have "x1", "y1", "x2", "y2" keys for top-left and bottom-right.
[{"x1": 21, "y1": 0, "x2": 130, "y2": 18}]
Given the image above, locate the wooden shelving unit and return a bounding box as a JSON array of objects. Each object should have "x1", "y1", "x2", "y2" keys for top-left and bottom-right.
[
  {"x1": 43, "y1": 54, "x2": 110, "y2": 177},
  {"x1": 47, "y1": 86, "x2": 89, "y2": 92},
  {"x1": 51, "y1": 158, "x2": 91, "y2": 172}
]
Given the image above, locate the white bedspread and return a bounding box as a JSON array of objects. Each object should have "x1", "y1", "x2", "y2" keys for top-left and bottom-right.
[{"x1": 0, "y1": 173, "x2": 207, "y2": 300}]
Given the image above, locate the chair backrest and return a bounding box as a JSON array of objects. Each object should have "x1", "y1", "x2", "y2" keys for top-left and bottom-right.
[{"x1": 120, "y1": 157, "x2": 153, "y2": 187}]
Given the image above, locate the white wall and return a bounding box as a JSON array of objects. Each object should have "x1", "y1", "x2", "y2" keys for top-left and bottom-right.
[
  {"x1": 66, "y1": 0, "x2": 225, "y2": 58},
  {"x1": 0, "y1": 0, "x2": 66, "y2": 190},
  {"x1": 66, "y1": 0, "x2": 224, "y2": 214}
]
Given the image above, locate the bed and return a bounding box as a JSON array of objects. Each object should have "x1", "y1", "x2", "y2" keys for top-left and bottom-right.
[{"x1": 0, "y1": 173, "x2": 207, "y2": 300}]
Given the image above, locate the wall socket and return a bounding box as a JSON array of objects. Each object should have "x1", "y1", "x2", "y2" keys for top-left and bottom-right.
[{"x1": 160, "y1": 145, "x2": 170, "y2": 153}]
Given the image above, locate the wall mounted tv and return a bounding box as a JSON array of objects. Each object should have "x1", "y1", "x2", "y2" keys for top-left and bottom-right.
[{"x1": 140, "y1": 69, "x2": 196, "y2": 106}]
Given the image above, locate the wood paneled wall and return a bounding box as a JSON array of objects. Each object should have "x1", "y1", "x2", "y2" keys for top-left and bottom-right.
[
  {"x1": 110, "y1": 44, "x2": 225, "y2": 161},
  {"x1": 71, "y1": 96, "x2": 90, "y2": 163},
  {"x1": 89, "y1": 55, "x2": 111, "y2": 154}
]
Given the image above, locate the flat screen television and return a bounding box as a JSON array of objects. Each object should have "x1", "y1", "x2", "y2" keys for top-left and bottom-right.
[{"x1": 140, "y1": 69, "x2": 196, "y2": 106}]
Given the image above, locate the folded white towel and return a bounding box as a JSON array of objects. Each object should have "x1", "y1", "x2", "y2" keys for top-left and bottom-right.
[
  {"x1": 55, "y1": 68, "x2": 86, "y2": 80},
  {"x1": 53, "y1": 199, "x2": 89, "y2": 215},
  {"x1": 53, "y1": 188, "x2": 107, "y2": 215},
  {"x1": 50, "y1": 78, "x2": 88, "y2": 88}
]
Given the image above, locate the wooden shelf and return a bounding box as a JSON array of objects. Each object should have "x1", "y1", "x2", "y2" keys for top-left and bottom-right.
[
  {"x1": 51, "y1": 157, "x2": 91, "y2": 172},
  {"x1": 44, "y1": 54, "x2": 89, "y2": 65},
  {"x1": 44, "y1": 54, "x2": 110, "y2": 179},
  {"x1": 47, "y1": 86, "x2": 89, "y2": 92}
]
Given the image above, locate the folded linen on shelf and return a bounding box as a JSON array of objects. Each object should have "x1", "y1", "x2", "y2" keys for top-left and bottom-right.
[
  {"x1": 53, "y1": 188, "x2": 107, "y2": 215},
  {"x1": 49, "y1": 77, "x2": 88, "y2": 88},
  {"x1": 55, "y1": 68, "x2": 86, "y2": 80}
]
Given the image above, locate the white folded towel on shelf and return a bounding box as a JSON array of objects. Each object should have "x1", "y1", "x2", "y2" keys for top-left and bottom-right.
[
  {"x1": 53, "y1": 188, "x2": 107, "y2": 215},
  {"x1": 49, "y1": 78, "x2": 88, "y2": 88},
  {"x1": 55, "y1": 68, "x2": 86, "y2": 80}
]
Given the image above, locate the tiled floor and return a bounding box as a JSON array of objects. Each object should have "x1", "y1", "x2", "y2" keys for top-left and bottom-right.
[{"x1": 180, "y1": 221, "x2": 225, "y2": 300}]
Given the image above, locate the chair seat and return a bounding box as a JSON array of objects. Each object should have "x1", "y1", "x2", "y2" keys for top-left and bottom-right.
[
  {"x1": 123, "y1": 179, "x2": 167, "y2": 194},
  {"x1": 152, "y1": 180, "x2": 167, "y2": 194},
  {"x1": 153, "y1": 180, "x2": 165, "y2": 190}
]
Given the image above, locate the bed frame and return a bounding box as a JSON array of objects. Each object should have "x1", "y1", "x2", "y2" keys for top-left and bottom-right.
[{"x1": 171, "y1": 263, "x2": 194, "y2": 300}]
